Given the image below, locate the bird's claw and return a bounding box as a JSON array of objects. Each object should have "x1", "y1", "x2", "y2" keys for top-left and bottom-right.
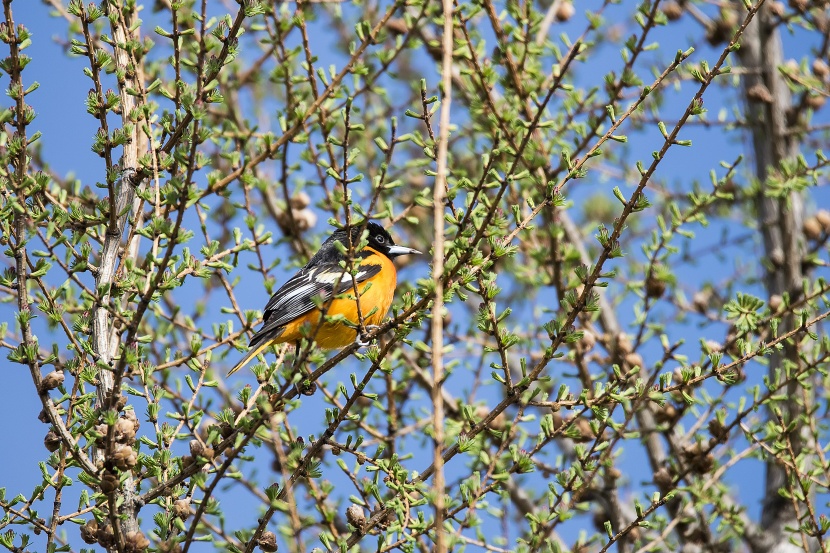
[{"x1": 355, "y1": 325, "x2": 382, "y2": 347}]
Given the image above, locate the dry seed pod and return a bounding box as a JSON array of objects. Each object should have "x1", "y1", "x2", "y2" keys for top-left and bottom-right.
[
  {"x1": 555, "y1": 1, "x2": 575, "y2": 21},
  {"x1": 579, "y1": 329, "x2": 596, "y2": 351},
  {"x1": 768, "y1": 1, "x2": 786, "y2": 16},
  {"x1": 706, "y1": 9, "x2": 738, "y2": 46},
  {"x1": 662, "y1": 1, "x2": 683, "y2": 20},
  {"x1": 96, "y1": 524, "x2": 116, "y2": 548},
  {"x1": 80, "y1": 519, "x2": 98, "y2": 544},
  {"x1": 40, "y1": 370, "x2": 64, "y2": 392},
  {"x1": 346, "y1": 504, "x2": 366, "y2": 529},
  {"x1": 815, "y1": 209, "x2": 830, "y2": 231},
  {"x1": 682, "y1": 442, "x2": 715, "y2": 474},
  {"x1": 99, "y1": 471, "x2": 119, "y2": 494},
  {"x1": 158, "y1": 539, "x2": 183, "y2": 553},
  {"x1": 692, "y1": 289, "x2": 712, "y2": 314},
  {"x1": 189, "y1": 440, "x2": 205, "y2": 458},
  {"x1": 653, "y1": 466, "x2": 673, "y2": 488},
  {"x1": 289, "y1": 191, "x2": 311, "y2": 210},
  {"x1": 746, "y1": 83, "x2": 773, "y2": 104},
  {"x1": 812, "y1": 58, "x2": 830, "y2": 79},
  {"x1": 708, "y1": 418, "x2": 729, "y2": 443},
  {"x1": 112, "y1": 444, "x2": 138, "y2": 470},
  {"x1": 114, "y1": 417, "x2": 137, "y2": 444},
  {"x1": 653, "y1": 403, "x2": 679, "y2": 425},
  {"x1": 645, "y1": 275, "x2": 666, "y2": 299},
  {"x1": 624, "y1": 352, "x2": 644, "y2": 370},
  {"x1": 257, "y1": 530, "x2": 278, "y2": 552},
  {"x1": 615, "y1": 332, "x2": 633, "y2": 355},
  {"x1": 705, "y1": 340, "x2": 723, "y2": 353},
  {"x1": 44, "y1": 430, "x2": 61, "y2": 452},
  {"x1": 292, "y1": 208, "x2": 317, "y2": 232},
  {"x1": 803, "y1": 216, "x2": 822, "y2": 240},
  {"x1": 789, "y1": 0, "x2": 808, "y2": 13},
  {"x1": 807, "y1": 94, "x2": 826, "y2": 110},
  {"x1": 114, "y1": 394, "x2": 128, "y2": 411},
  {"x1": 173, "y1": 498, "x2": 191, "y2": 519},
  {"x1": 124, "y1": 408, "x2": 140, "y2": 431},
  {"x1": 124, "y1": 530, "x2": 150, "y2": 552}
]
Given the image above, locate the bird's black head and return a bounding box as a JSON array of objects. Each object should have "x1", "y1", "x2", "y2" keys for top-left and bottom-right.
[{"x1": 313, "y1": 222, "x2": 421, "y2": 263}]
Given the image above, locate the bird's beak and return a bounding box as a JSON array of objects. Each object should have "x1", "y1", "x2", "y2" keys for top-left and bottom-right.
[{"x1": 387, "y1": 245, "x2": 421, "y2": 257}]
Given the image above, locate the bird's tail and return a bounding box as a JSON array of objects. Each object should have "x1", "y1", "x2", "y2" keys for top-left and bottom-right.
[{"x1": 227, "y1": 341, "x2": 272, "y2": 376}]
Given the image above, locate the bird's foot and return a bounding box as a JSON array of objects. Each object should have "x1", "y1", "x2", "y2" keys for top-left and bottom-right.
[{"x1": 355, "y1": 325, "x2": 382, "y2": 347}]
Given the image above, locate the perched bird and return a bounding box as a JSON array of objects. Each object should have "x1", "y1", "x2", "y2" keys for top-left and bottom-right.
[{"x1": 228, "y1": 222, "x2": 420, "y2": 375}]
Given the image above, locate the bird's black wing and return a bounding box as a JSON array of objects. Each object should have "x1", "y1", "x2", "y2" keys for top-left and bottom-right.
[{"x1": 249, "y1": 262, "x2": 381, "y2": 348}]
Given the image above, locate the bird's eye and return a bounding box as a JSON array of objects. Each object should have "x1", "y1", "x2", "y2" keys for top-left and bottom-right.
[{"x1": 375, "y1": 235, "x2": 386, "y2": 244}]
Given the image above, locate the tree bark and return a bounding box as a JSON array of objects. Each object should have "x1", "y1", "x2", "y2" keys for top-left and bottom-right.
[{"x1": 736, "y1": 4, "x2": 810, "y2": 552}]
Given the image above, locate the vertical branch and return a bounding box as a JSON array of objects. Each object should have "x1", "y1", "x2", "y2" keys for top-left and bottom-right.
[
  {"x1": 91, "y1": 0, "x2": 146, "y2": 546},
  {"x1": 431, "y1": 0, "x2": 454, "y2": 550},
  {"x1": 736, "y1": 4, "x2": 808, "y2": 550}
]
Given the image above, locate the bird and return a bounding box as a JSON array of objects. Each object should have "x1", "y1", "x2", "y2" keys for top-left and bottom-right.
[{"x1": 227, "y1": 222, "x2": 421, "y2": 375}]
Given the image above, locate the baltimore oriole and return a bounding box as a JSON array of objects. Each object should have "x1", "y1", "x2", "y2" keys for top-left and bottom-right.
[{"x1": 227, "y1": 222, "x2": 420, "y2": 375}]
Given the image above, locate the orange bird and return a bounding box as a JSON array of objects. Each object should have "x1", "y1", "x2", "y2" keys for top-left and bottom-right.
[{"x1": 228, "y1": 223, "x2": 420, "y2": 375}]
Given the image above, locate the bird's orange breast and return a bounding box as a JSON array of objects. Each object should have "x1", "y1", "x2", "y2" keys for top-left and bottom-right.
[{"x1": 276, "y1": 249, "x2": 397, "y2": 348}]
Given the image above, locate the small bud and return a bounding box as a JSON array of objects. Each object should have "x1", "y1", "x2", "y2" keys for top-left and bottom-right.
[
  {"x1": 815, "y1": 209, "x2": 830, "y2": 232},
  {"x1": 768, "y1": 294, "x2": 783, "y2": 312}
]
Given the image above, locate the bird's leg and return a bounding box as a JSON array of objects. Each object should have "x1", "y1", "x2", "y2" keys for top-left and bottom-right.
[{"x1": 355, "y1": 325, "x2": 382, "y2": 347}]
